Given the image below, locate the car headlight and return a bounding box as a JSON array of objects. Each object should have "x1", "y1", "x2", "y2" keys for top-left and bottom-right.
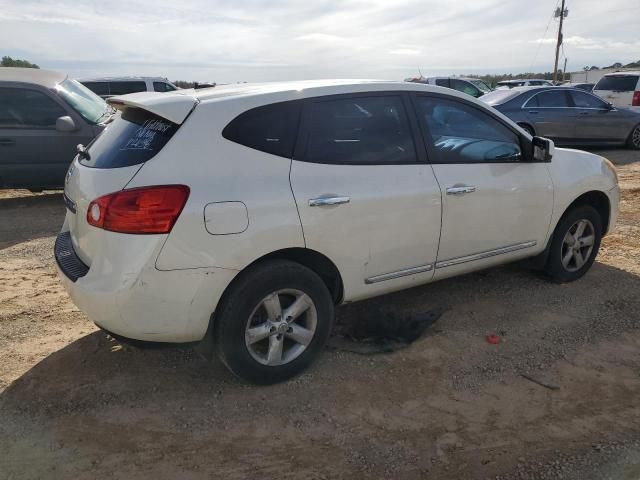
[{"x1": 603, "y1": 157, "x2": 618, "y2": 184}]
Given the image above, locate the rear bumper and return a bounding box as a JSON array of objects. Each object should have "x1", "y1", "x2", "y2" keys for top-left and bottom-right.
[{"x1": 55, "y1": 230, "x2": 239, "y2": 343}]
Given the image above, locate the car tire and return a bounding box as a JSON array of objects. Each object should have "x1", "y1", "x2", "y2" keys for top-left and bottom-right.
[
  {"x1": 214, "y1": 259, "x2": 334, "y2": 384},
  {"x1": 518, "y1": 123, "x2": 535, "y2": 137},
  {"x1": 543, "y1": 205, "x2": 602, "y2": 283},
  {"x1": 627, "y1": 124, "x2": 640, "y2": 150}
]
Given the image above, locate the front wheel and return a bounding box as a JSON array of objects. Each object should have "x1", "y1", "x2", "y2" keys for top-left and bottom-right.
[
  {"x1": 214, "y1": 260, "x2": 334, "y2": 384},
  {"x1": 544, "y1": 205, "x2": 603, "y2": 282}
]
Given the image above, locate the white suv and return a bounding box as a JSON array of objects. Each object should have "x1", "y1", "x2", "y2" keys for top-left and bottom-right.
[
  {"x1": 79, "y1": 76, "x2": 178, "y2": 99},
  {"x1": 593, "y1": 71, "x2": 640, "y2": 112},
  {"x1": 57, "y1": 80, "x2": 619, "y2": 384}
]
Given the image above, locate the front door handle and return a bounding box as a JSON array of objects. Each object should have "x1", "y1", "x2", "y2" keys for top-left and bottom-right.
[
  {"x1": 446, "y1": 185, "x2": 476, "y2": 196},
  {"x1": 578, "y1": 111, "x2": 590, "y2": 115},
  {"x1": 0, "y1": 138, "x2": 16, "y2": 147},
  {"x1": 309, "y1": 196, "x2": 351, "y2": 207}
]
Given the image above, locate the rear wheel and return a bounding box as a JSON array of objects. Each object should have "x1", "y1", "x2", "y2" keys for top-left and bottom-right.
[
  {"x1": 627, "y1": 124, "x2": 640, "y2": 150},
  {"x1": 543, "y1": 205, "x2": 602, "y2": 282},
  {"x1": 214, "y1": 260, "x2": 334, "y2": 384}
]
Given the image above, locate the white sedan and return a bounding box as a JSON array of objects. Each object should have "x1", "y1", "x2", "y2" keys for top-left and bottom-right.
[{"x1": 56, "y1": 80, "x2": 619, "y2": 384}]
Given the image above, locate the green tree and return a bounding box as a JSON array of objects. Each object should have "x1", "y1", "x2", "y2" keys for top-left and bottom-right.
[{"x1": 1, "y1": 56, "x2": 39, "y2": 68}]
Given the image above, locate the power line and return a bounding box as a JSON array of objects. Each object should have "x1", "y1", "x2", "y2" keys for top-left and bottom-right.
[{"x1": 529, "y1": 0, "x2": 560, "y2": 72}]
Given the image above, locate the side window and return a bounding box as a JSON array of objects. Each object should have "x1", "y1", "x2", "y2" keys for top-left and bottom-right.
[
  {"x1": 570, "y1": 90, "x2": 608, "y2": 109},
  {"x1": 0, "y1": 87, "x2": 66, "y2": 128},
  {"x1": 302, "y1": 95, "x2": 416, "y2": 165},
  {"x1": 153, "y1": 82, "x2": 176, "y2": 92},
  {"x1": 534, "y1": 91, "x2": 570, "y2": 107},
  {"x1": 222, "y1": 101, "x2": 301, "y2": 158},
  {"x1": 415, "y1": 96, "x2": 522, "y2": 164},
  {"x1": 435, "y1": 79, "x2": 450, "y2": 88},
  {"x1": 451, "y1": 79, "x2": 480, "y2": 97},
  {"x1": 109, "y1": 81, "x2": 147, "y2": 95},
  {"x1": 82, "y1": 81, "x2": 109, "y2": 96}
]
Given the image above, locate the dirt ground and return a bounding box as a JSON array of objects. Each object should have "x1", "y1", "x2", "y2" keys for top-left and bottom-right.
[{"x1": 1, "y1": 150, "x2": 639, "y2": 480}]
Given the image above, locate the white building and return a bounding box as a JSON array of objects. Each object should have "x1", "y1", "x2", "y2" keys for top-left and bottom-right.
[{"x1": 570, "y1": 67, "x2": 637, "y2": 84}]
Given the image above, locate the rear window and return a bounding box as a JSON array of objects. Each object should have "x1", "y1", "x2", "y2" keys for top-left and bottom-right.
[
  {"x1": 81, "y1": 107, "x2": 178, "y2": 168},
  {"x1": 595, "y1": 75, "x2": 639, "y2": 92},
  {"x1": 222, "y1": 101, "x2": 301, "y2": 158},
  {"x1": 480, "y1": 89, "x2": 520, "y2": 106}
]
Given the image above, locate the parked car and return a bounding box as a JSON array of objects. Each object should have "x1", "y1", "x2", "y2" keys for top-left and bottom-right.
[
  {"x1": 481, "y1": 86, "x2": 640, "y2": 149},
  {"x1": 405, "y1": 76, "x2": 492, "y2": 98},
  {"x1": 593, "y1": 71, "x2": 640, "y2": 112},
  {"x1": 0, "y1": 68, "x2": 112, "y2": 189},
  {"x1": 496, "y1": 79, "x2": 553, "y2": 89},
  {"x1": 57, "y1": 80, "x2": 619, "y2": 384},
  {"x1": 79, "y1": 76, "x2": 178, "y2": 99},
  {"x1": 564, "y1": 82, "x2": 595, "y2": 92}
]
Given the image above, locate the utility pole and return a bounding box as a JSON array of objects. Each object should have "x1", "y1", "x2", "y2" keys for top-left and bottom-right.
[
  {"x1": 562, "y1": 57, "x2": 568, "y2": 82},
  {"x1": 553, "y1": 0, "x2": 568, "y2": 84}
]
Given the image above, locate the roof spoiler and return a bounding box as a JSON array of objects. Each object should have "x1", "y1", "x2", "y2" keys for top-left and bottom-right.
[{"x1": 107, "y1": 92, "x2": 198, "y2": 124}]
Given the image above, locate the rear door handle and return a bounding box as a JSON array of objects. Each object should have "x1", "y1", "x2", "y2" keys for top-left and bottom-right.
[
  {"x1": 0, "y1": 138, "x2": 16, "y2": 147},
  {"x1": 528, "y1": 111, "x2": 539, "y2": 114},
  {"x1": 578, "y1": 111, "x2": 590, "y2": 115},
  {"x1": 309, "y1": 196, "x2": 351, "y2": 207},
  {"x1": 446, "y1": 185, "x2": 476, "y2": 195}
]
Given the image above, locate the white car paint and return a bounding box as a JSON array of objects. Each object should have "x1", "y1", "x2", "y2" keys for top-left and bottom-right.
[
  {"x1": 593, "y1": 71, "x2": 640, "y2": 112},
  {"x1": 57, "y1": 80, "x2": 619, "y2": 343}
]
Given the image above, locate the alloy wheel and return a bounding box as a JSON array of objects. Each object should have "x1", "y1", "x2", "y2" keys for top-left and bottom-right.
[
  {"x1": 560, "y1": 219, "x2": 595, "y2": 272},
  {"x1": 244, "y1": 289, "x2": 317, "y2": 366},
  {"x1": 632, "y1": 126, "x2": 640, "y2": 149}
]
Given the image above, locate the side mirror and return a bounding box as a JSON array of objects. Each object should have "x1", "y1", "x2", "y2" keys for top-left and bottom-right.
[
  {"x1": 532, "y1": 136, "x2": 554, "y2": 162},
  {"x1": 56, "y1": 116, "x2": 77, "y2": 132}
]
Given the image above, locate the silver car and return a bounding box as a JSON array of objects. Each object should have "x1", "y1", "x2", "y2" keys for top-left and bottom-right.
[
  {"x1": 0, "y1": 68, "x2": 111, "y2": 189},
  {"x1": 482, "y1": 86, "x2": 640, "y2": 149}
]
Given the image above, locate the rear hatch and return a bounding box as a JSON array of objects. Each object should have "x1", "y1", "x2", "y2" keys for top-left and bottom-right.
[
  {"x1": 63, "y1": 92, "x2": 197, "y2": 265},
  {"x1": 593, "y1": 74, "x2": 640, "y2": 109}
]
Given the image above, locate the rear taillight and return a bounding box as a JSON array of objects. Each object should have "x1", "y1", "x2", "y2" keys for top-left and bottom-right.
[
  {"x1": 87, "y1": 185, "x2": 190, "y2": 234},
  {"x1": 633, "y1": 91, "x2": 640, "y2": 107}
]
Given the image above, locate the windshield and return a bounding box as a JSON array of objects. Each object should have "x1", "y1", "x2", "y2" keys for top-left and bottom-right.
[
  {"x1": 55, "y1": 78, "x2": 109, "y2": 124},
  {"x1": 480, "y1": 89, "x2": 521, "y2": 106},
  {"x1": 470, "y1": 79, "x2": 492, "y2": 93}
]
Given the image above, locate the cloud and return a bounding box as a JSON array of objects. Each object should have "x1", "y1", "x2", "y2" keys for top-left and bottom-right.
[
  {"x1": 0, "y1": 0, "x2": 637, "y2": 81},
  {"x1": 388, "y1": 48, "x2": 421, "y2": 56}
]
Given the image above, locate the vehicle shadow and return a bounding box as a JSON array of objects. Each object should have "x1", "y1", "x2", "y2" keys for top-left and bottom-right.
[
  {"x1": 0, "y1": 192, "x2": 65, "y2": 249},
  {"x1": 2, "y1": 260, "x2": 638, "y2": 417}
]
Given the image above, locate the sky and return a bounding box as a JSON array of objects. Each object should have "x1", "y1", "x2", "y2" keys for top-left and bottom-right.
[{"x1": 1, "y1": 0, "x2": 639, "y2": 83}]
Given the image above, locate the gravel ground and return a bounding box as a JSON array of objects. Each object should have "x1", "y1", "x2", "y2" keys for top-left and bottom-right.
[{"x1": 0, "y1": 149, "x2": 639, "y2": 479}]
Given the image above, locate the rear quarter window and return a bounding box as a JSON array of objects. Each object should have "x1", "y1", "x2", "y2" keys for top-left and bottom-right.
[
  {"x1": 222, "y1": 101, "x2": 301, "y2": 158},
  {"x1": 595, "y1": 75, "x2": 639, "y2": 91},
  {"x1": 82, "y1": 107, "x2": 178, "y2": 168}
]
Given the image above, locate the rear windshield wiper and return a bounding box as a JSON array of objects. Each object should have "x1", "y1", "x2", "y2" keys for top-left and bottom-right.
[{"x1": 76, "y1": 144, "x2": 91, "y2": 161}]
